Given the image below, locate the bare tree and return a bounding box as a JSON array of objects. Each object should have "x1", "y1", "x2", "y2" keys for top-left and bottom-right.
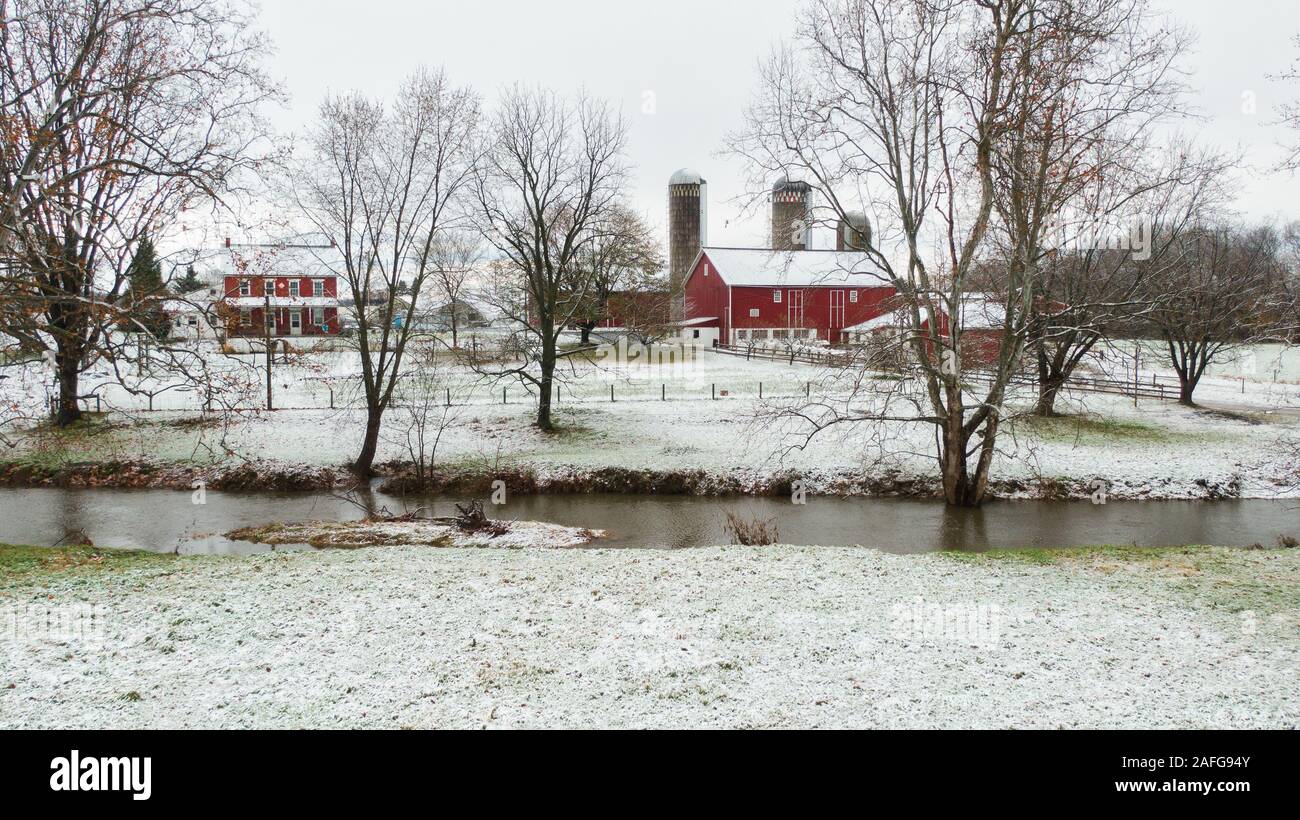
[
  {"x1": 1026, "y1": 143, "x2": 1236, "y2": 415},
  {"x1": 471, "y1": 86, "x2": 629, "y2": 431},
  {"x1": 1141, "y1": 223, "x2": 1295, "y2": 405},
  {"x1": 289, "y1": 67, "x2": 480, "y2": 475},
  {"x1": 426, "y1": 230, "x2": 481, "y2": 349},
  {"x1": 385, "y1": 342, "x2": 459, "y2": 486},
  {"x1": 564, "y1": 204, "x2": 663, "y2": 345},
  {"x1": 729, "y1": 0, "x2": 1194, "y2": 506},
  {"x1": 0, "y1": 0, "x2": 277, "y2": 425}
]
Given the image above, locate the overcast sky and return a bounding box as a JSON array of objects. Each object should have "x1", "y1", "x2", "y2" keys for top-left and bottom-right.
[{"x1": 253, "y1": 0, "x2": 1300, "y2": 249}]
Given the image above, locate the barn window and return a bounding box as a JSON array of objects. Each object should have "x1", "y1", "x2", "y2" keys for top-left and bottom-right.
[
  {"x1": 692, "y1": 329, "x2": 700, "y2": 339},
  {"x1": 749, "y1": 308, "x2": 760, "y2": 318},
  {"x1": 703, "y1": 264, "x2": 709, "y2": 277},
  {"x1": 849, "y1": 290, "x2": 858, "y2": 303},
  {"x1": 773, "y1": 290, "x2": 782, "y2": 303},
  {"x1": 735, "y1": 329, "x2": 748, "y2": 340},
  {"x1": 238, "y1": 279, "x2": 251, "y2": 296}
]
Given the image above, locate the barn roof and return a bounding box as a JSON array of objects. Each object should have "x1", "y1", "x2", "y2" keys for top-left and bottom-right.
[
  {"x1": 843, "y1": 295, "x2": 1008, "y2": 332},
  {"x1": 955, "y1": 295, "x2": 1006, "y2": 329},
  {"x1": 696, "y1": 247, "x2": 890, "y2": 288}
]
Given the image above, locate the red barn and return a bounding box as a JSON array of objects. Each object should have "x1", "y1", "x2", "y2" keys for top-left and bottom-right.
[
  {"x1": 682, "y1": 247, "x2": 896, "y2": 345},
  {"x1": 845, "y1": 294, "x2": 1009, "y2": 366}
]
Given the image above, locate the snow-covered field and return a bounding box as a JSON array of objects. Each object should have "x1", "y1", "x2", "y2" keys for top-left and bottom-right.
[
  {"x1": 4, "y1": 340, "x2": 1299, "y2": 498},
  {"x1": 2, "y1": 543, "x2": 1295, "y2": 729}
]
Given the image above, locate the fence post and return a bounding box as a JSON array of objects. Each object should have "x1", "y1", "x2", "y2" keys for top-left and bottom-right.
[
  {"x1": 712, "y1": 383, "x2": 716, "y2": 400},
  {"x1": 329, "y1": 386, "x2": 334, "y2": 410},
  {"x1": 95, "y1": 395, "x2": 101, "y2": 413},
  {"x1": 503, "y1": 386, "x2": 507, "y2": 405},
  {"x1": 662, "y1": 384, "x2": 665, "y2": 401},
  {"x1": 446, "y1": 387, "x2": 451, "y2": 407},
  {"x1": 759, "y1": 382, "x2": 763, "y2": 399},
  {"x1": 806, "y1": 381, "x2": 810, "y2": 398},
  {"x1": 610, "y1": 384, "x2": 615, "y2": 403}
]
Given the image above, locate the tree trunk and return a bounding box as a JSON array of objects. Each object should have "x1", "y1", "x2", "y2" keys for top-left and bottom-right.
[
  {"x1": 537, "y1": 332, "x2": 556, "y2": 431},
  {"x1": 1034, "y1": 374, "x2": 1065, "y2": 416},
  {"x1": 353, "y1": 405, "x2": 383, "y2": 476},
  {"x1": 579, "y1": 325, "x2": 591, "y2": 345},
  {"x1": 1178, "y1": 375, "x2": 1198, "y2": 406},
  {"x1": 55, "y1": 338, "x2": 83, "y2": 426}
]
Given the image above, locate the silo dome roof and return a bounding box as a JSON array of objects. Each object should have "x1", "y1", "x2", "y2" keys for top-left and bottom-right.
[
  {"x1": 772, "y1": 175, "x2": 811, "y2": 193},
  {"x1": 669, "y1": 168, "x2": 705, "y2": 185}
]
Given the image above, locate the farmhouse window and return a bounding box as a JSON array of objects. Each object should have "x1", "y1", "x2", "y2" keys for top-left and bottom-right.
[
  {"x1": 239, "y1": 309, "x2": 250, "y2": 326},
  {"x1": 313, "y1": 279, "x2": 325, "y2": 297},
  {"x1": 239, "y1": 279, "x2": 251, "y2": 296},
  {"x1": 289, "y1": 280, "x2": 300, "y2": 297},
  {"x1": 773, "y1": 290, "x2": 782, "y2": 303},
  {"x1": 264, "y1": 278, "x2": 275, "y2": 295},
  {"x1": 849, "y1": 290, "x2": 858, "y2": 303},
  {"x1": 311, "y1": 307, "x2": 325, "y2": 325}
]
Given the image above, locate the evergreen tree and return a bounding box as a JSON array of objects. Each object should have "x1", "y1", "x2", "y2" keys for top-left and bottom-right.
[
  {"x1": 172, "y1": 265, "x2": 205, "y2": 294},
  {"x1": 126, "y1": 236, "x2": 170, "y2": 339}
]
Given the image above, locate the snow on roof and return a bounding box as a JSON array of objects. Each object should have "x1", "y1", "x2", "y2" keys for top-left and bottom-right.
[
  {"x1": 227, "y1": 296, "x2": 338, "y2": 308},
  {"x1": 675, "y1": 316, "x2": 718, "y2": 326},
  {"x1": 669, "y1": 168, "x2": 706, "y2": 185},
  {"x1": 160, "y1": 298, "x2": 211, "y2": 313},
  {"x1": 195, "y1": 244, "x2": 344, "y2": 280},
  {"x1": 699, "y1": 247, "x2": 890, "y2": 288},
  {"x1": 957, "y1": 295, "x2": 1006, "y2": 330},
  {"x1": 844, "y1": 311, "x2": 905, "y2": 333}
]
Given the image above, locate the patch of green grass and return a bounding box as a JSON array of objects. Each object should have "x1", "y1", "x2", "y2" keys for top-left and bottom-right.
[
  {"x1": 944, "y1": 543, "x2": 1206, "y2": 565},
  {"x1": 0, "y1": 542, "x2": 176, "y2": 583},
  {"x1": 1018, "y1": 413, "x2": 1179, "y2": 444},
  {"x1": 946, "y1": 543, "x2": 1300, "y2": 618}
]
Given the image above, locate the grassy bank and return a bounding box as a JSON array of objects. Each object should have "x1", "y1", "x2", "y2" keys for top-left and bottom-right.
[{"x1": 0, "y1": 543, "x2": 178, "y2": 587}]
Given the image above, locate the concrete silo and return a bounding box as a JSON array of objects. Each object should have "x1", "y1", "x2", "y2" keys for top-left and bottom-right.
[
  {"x1": 836, "y1": 211, "x2": 872, "y2": 251},
  {"x1": 668, "y1": 168, "x2": 707, "y2": 321},
  {"x1": 771, "y1": 176, "x2": 811, "y2": 251}
]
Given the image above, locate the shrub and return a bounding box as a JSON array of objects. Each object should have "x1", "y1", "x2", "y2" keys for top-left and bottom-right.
[{"x1": 723, "y1": 511, "x2": 778, "y2": 546}]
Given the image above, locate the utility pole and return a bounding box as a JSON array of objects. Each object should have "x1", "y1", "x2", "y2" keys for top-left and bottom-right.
[{"x1": 264, "y1": 286, "x2": 273, "y2": 410}]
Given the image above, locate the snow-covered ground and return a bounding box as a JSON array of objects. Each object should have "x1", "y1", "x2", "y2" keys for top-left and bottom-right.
[
  {"x1": 2, "y1": 543, "x2": 1295, "y2": 729},
  {"x1": 4, "y1": 340, "x2": 1299, "y2": 498}
]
